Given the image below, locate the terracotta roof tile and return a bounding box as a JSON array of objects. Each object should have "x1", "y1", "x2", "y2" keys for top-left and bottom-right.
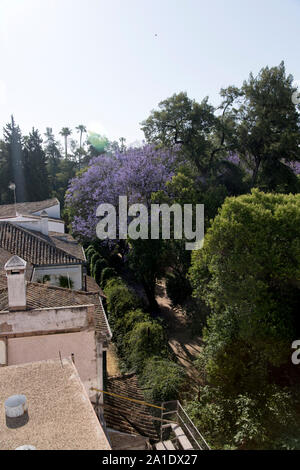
[
  {"x1": 104, "y1": 373, "x2": 158, "y2": 440},
  {"x1": 0, "y1": 222, "x2": 83, "y2": 266}
]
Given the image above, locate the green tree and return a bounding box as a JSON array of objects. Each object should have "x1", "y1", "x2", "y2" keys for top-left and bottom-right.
[
  {"x1": 3, "y1": 116, "x2": 26, "y2": 202},
  {"x1": 0, "y1": 139, "x2": 11, "y2": 204},
  {"x1": 127, "y1": 238, "x2": 169, "y2": 313},
  {"x1": 189, "y1": 190, "x2": 300, "y2": 392},
  {"x1": 141, "y1": 92, "x2": 220, "y2": 174},
  {"x1": 220, "y1": 62, "x2": 300, "y2": 190},
  {"x1": 23, "y1": 128, "x2": 50, "y2": 201},
  {"x1": 44, "y1": 127, "x2": 62, "y2": 197},
  {"x1": 59, "y1": 127, "x2": 72, "y2": 158},
  {"x1": 140, "y1": 357, "x2": 185, "y2": 403},
  {"x1": 76, "y1": 124, "x2": 87, "y2": 149}
]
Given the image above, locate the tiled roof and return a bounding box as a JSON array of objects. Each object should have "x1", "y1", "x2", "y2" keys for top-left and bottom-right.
[
  {"x1": 86, "y1": 275, "x2": 106, "y2": 297},
  {"x1": 0, "y1": 247, "x2": 34, "y2": 280},
  {"x1": 0, "y1": 198, "x2": 59, "y2": 218},
  {"x1": 0, "y1": 276, "x2": 111, "y2": 339},
  {"x1": 48, "y1": 232, "x2": 86, "y2": 261},
  {"x1": 104, "y1": 373, "x2": 158, "y2": 440},
  {"x1": 0, "y1": 222, "x2": 83, "y2": 266}
]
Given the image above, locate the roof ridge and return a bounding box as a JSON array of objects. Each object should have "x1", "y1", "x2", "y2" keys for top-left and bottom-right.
[
  {"x1": 108, "y1": 372, "x2": 137, "y2": 381},
  {"x1": 0, "y1": 222, "x2": 83, "y2": 264},
  {"x1": 27, "y1": 280, "x2": 93, "y2": 295}
]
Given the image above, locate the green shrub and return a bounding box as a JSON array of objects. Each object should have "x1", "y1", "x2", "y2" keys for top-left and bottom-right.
[
  {"x1": 113, "y1": 309, "x2": 150, "y2": 356},
  {"x1": 140, "y1": 357, "x2": 185, "y2": 403},
  {"x1": 105, "y1": 282, "x2": 140, "y2": 321},
  {"x1": 92, "y1": 257, "x2": 108, "y2": 284},
  {"x1": 125, "y1": 320, "x2": 167, "y2": 372},
  {"x1": 90, "y1": 252, "x2": 100, "y2": 274},
  {"x1": 100, "y1": 267, "x2": 118, "y2": 289},
  {"x1": 85, "y1": 245, "x2": 97, "y2": 264},
  {"x1": 185, "y1": 384, "x2": 298, "y2": 450},
  {"x1": 58, "y1": 275, "x2": 74, "y2": 289}
]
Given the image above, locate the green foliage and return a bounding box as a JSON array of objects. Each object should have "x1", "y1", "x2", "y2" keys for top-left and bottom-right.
[
  {"x1": 220, "y1": 61, "x2": 300, "y2": 190},
  {"x1": 104, "y1": 279, "x2": 140, "y2": 322},
  {"x1": 125, "y1": 320, "x2": 167, "y2": 372},
  {"x1": 190, "y1": 190, "x2": 300, "y2": 372},
  {"x1": 185, "y1": 384, "x2": 298, "y2": 449},
  {"x1": 127, "y1": 238, "x2": 169, "y2": 311},
  {"x1": 141, "y1": 92, "x2": 219, "y2": 174},
  {"x1": 58, "y1": 275, "x2": 74, "y2": 289},
  {"x1": 113, "y1": 309, "x2": 150, "y2": 357},
  {"x1": 188, "y1": 190, "x2": 300, "y2": 448},
  {"x1": 100, "y1": 267, "x2": 118, "y2": 289},
  {"x1": 42, "y1": 275, "x2": 51, "y2": 284},
  {"x1": 23, "y1": 128, "x2": 50, "y2": 201},
  {"x1": 140, "y1": 357, "x2": 185, "y2": 403},
  {"x1": 92, "y1": 257, "x2": 108, "y2": 285}
]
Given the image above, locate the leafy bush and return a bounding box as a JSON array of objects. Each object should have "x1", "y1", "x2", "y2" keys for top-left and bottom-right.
[
  {"x1": 104, "y1": 280, "x2": 140, "y2": 322},
  {"x1": 100, "y1": 267, "x2": 118, "y2": 289},
  {"x1": 92, "y1": 257, "x2": 108, "y2": 284},
  {"x1": 113, "y1": 309, "x2": 150, "y2": 356},
  {"x1": 140, "y1": 357, "x2": 185, "y2": 403},
  {"x1": 185, "y1": 384, "x2": 298, "y2": 450},
  {"x1": 125, "y1": 321, "x2": 167, "y2": 372},
  {"x1": 58, "y1": 275, "x2": 74, "y2": 289}
]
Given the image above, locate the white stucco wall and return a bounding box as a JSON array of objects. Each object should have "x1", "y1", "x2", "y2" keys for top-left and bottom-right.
[
  {"x1": 0, "y1": 305, "x2": 93, "y2": 336},
  {"x1": 32, "y1": 264, "x2": 82, "y2": 290},
  {"x1": 4, "y1": 216, "x2": 65, "y2": 234},
  {"x1": 32, "y1": 202, "x2": 61, "y2": 219},
  {"x1": 48, "y1": 219, "x2": 65, "y2": 233}
]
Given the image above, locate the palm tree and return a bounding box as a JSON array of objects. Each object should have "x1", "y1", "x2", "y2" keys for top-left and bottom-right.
[
  {"x1": 59, "y1": 127, "x2": 72, "y2": 158},
  {"x1": 76, "y1": 125, "x2": 87, "y2": 149}
]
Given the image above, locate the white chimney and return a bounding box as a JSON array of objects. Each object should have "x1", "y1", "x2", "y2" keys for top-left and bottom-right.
[
  {"x1": 4, "y1": 256, "x2": 27, "y2": 311},
  {"x1": 40, "y1": 210, "x2": 49, "y2": 236}
]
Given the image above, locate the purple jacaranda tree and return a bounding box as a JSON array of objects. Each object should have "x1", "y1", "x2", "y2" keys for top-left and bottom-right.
[{"x1": 65, "y1": 145, "x2": 177, "y2": 239}]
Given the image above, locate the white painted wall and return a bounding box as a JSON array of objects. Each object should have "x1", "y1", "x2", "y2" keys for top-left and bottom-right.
[
  {"x1": 48, "y1": 219, "x2": 65, "y2": 233},
  {"x1": 32, "y1": 264, "x2": 82, "y2": 290},
  {"x1": 0, "y1": 339, "x2": 6, "y2": 366},
  {"x1": 6, "y1": 271, "x2": 27, "y2": 310},
  {"x1": 0, "y1": 305, "x2": 93, "y2": 335},
  {"x1": 2, "y1": 216, "x2": 65, "y2": 234},
  {"x1": 32, "y1": 202, "x2": 61, "y2": 219}
]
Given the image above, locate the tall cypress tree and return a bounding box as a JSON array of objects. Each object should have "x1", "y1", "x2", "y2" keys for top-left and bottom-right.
[
  {"x1": 0, "y1": 139, "x2": 11, "y2": 204},
  {"x1": 3, "y1": 116, "x2": 26, "y2": 202},
  {"x1": 44, "y1": 127, "x2": 62, "y2": 196},
  {"x1": 23, "y1": 128, "x2": 50, "y2": 201}
]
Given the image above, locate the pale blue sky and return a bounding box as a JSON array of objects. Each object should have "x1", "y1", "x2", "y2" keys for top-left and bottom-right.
[{"x1": 0, "y1": 0, "x2": 299, "y2": 145}]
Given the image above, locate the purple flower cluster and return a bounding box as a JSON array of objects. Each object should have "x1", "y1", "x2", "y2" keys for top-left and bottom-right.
[
  {"x1": 227, "y1": 152, "x2": 241, "y2": 165},
  {"x1": 286, "y1": 160, "x2": 300, "y2": 175},
  {"x1": 65, "y1": 145, "x2": 177, "y2": 239}
]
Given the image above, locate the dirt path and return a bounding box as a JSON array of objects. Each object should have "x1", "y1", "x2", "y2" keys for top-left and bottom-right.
[{"x1": 156, "y1": 280, "x2": 203, "y2": 386}]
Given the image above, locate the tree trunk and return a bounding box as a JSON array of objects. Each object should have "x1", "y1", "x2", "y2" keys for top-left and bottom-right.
[
  {"x1": 252, "y1": 157, "x2": 261, "y2": 186},
  {"x1": 142, "y1": 279, "x2": 160, "y2": 315}
]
